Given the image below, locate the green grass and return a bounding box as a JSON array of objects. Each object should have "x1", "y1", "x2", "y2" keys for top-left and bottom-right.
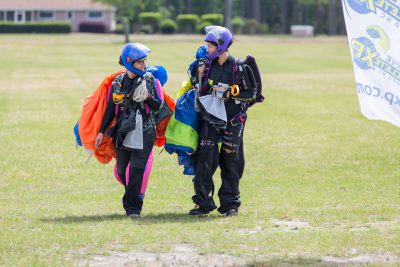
[{"x1": 0, "y1": 34, "x2": 399, "y2": 266}]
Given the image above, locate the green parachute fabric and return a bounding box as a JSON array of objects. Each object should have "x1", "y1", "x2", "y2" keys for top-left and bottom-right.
[{"x1": 165, "y1": 89, "x2": 200, "y2": 154}]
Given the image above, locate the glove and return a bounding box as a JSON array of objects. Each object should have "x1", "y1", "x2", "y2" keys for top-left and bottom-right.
[{"x1": 132, "y1": 79, "x2": 149, "y2": 102}]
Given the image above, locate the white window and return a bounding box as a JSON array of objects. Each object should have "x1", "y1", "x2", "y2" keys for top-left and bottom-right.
[
  {"x1": 87, "y1": 11, "x2": 103, "y2": 20},
  {"x1": 38, "y1": 11, "x2": 54, "y2": 20},
  {"x1": 15, "y1": 11, "x2": 25, "y2": 22}
]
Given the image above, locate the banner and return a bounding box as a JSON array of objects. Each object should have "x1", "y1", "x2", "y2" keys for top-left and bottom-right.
[{"x1": 342, "y1": 0, "x2": 400, "y2": 126}]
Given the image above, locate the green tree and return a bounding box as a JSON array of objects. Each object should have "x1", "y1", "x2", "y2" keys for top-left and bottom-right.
[
  {"x1": 139, "y1": 12, "x2": 162, "y2": 33},
  {"x1": 95, "y1": 0, "x2": 163, "y2": 33},
  {"x1": 96, "y1": 0, "x2": 346, "y2": 36},
  {"x1": 299, "y1": 0, "x2": 329, "y2": 34}
]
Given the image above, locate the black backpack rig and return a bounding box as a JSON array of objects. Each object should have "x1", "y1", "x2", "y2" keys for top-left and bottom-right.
[{"x1": 233, "y1": 55, "x2": 264, "y2": 109}]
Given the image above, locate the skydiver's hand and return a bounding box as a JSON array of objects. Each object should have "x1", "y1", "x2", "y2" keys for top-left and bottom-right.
[
  {"x1": 222, "y1": 90, "x2": 231, "y2": 100},
  {"x1": 94, "y1": 133, "x2": 104, "y2": 150},
  {"x1": 198, "y1": 64, "x2": 206, "y2": 77}
]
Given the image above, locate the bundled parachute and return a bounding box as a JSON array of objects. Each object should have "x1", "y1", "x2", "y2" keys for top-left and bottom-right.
[
  {"x1": 165, "y1": 89, "x2": 200, "y2": 175},
  {"x1": 77, "y1": 70, "x2": 124, "y2": 163},
  {"x1": 74, "y1": 66, "x2": 174, "y2": 163},
  {"x1": 73, "y1": 66, "x2": 174, "y2": 191}
]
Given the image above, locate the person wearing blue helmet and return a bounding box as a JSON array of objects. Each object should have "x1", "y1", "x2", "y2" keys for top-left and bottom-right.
[
  {"x1": 188, "y1": 26, "x2": 258, "y2": 216},
  {"x1": 94, "y1": 43, "x2": 162, "y2": 219}
]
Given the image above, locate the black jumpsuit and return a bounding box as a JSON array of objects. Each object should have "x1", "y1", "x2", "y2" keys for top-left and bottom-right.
[
  {"x1": 100, "y1": 74, "x2": 160, "y2": 216},
  {"x1": 192, "y1": 55, "x2": 257, "y2": 213}
]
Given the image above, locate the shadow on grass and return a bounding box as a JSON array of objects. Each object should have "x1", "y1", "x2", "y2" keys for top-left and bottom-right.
[
  {"x1": 41, "y1": 213, "x2": 126, "y2": 224},
  {"x1": 41, "y1": 212, "x2": 221, "y2": 224}
]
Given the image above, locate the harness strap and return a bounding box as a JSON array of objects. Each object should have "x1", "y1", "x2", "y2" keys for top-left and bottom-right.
[
  {"x1": 201, "y1": 60, "x2": 213, "y2": 95},
  {"x1": 228, "y1": 111, "x2": 247, "y2": 126}
]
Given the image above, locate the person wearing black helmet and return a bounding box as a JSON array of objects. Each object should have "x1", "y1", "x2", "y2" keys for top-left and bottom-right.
[
  {"x1": 95, "y1": 43, "x2": 161, "y2": 219},
  {"x1": 188, "y1": 26, "x2": 258, "y2": 216}
]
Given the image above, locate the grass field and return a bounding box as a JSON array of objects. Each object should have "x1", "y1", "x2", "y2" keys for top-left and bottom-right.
[{"x1": 0, "y1": 33, "x2": 399, "y2": 266}]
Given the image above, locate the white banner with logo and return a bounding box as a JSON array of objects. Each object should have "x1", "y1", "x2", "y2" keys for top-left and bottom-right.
[{"x1": 342, "y1": 0, "x2": 400, "y2": 127}]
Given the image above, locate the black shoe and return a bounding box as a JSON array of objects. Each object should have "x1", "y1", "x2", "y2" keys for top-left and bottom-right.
[
  {"x1": 225, "y1": 208, "x2": 238, "y2": 217},
  {"x1": 189, "y1": 205, "x2": 210, "y2": 216}
]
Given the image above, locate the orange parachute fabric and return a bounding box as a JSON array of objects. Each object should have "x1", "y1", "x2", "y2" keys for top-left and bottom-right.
[
  {"x1": 154, "y1": 89, "x2": 176, "y2": 147},
  {"x1": 78, "y1": 70, "x2": 124, "y2": 164}
]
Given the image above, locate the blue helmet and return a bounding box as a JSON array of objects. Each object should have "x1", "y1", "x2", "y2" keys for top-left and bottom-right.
[{"x1": 119, "y1": 43, "x2": 150, "y2": 76}]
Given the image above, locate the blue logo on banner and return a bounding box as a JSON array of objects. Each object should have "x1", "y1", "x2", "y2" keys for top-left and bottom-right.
[
  {"x1": 346, "y1": 0, "x2": 400, "y2": 22},
  {"x1": 352, "y1": 37, "x2": 378, "y2": 69},
  {"x1": 351, "y1": 25, "x2": 400, "y2": 83},
  {"x1": 347, "y1": 0, "x2": 374, "y2": 14},
  {"x1": 366, "y1": 25, "x2": 390, "y2": 53}
]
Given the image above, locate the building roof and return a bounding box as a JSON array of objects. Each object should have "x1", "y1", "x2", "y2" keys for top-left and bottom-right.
[{"x1": 0, "y1": 0, "x2": 115, "y2": 11}]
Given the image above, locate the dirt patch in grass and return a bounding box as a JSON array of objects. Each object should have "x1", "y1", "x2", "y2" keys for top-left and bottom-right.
[
  {"x1": 237, "y1": 225, "x2": 263, "y2": 235},
  {"x1": 235, "y1": 218, "x2": 317, "y2": 235},
  {"x1": 252, "y1": 253, "x2": 399, "y2": 266},
  {"x1": 321, "y1": 253, "x2": 399, "y2": 265},
  {"x1": 85, "y1": 243, "x2": 247, "y2": 267},
  {"x1": 269, "y1": 218, "x2": 310, "y2": 232},
  {"x1": 81, "y1": 244, "x2": 399, "y2": 267}
]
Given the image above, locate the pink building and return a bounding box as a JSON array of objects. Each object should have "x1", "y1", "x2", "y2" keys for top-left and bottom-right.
[{"x1": 0, "y1": 0, "x2": 116, "y2": 32}]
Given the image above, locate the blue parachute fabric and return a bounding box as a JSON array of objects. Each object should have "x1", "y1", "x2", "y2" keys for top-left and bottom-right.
[
  {"x1": 147, "y1": 65, "x2": 168, "y2": 86},
  {"x1": 188, "y1": 60, "x2": 197, "y2": 76},
  {"x1": 164, "y1": 146, "x2": 194, "y2": 176},
  {"x1": 174, "y1": 89, "x2": 200, "y2": 132},
  {"x1": 189, "y1": 45, "x2": 207, "y2": 77},
  {"x1": 196, "y1": 45, "x2": 207, "y2": 59},
  {"x1": 179, "y1": 153, "x2": 195, "y2": 175},
  {"x1": 165, "y1": 143, "x2": 194, "y2": 154},
  {"x1": 164, "y1": 89, "x2": 200, "y2": 176},
  {"x1": 74, "y1": 121, "x2": 82, "y2": 146}
]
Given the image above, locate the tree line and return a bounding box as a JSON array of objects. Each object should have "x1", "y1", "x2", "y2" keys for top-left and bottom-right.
[{"x1": 96, "y1": 0, "x2": 346, "y2": 35}]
